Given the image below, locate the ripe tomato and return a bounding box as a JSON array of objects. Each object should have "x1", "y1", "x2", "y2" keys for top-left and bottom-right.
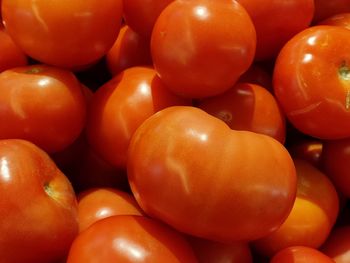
[
  {"x1": 151, "y1": 0, "x2": 256, "y2": 98},
  {"x1": 322, "y1": 226, "x2": 350, "y2": 263},
  {"x1": 270, "y1": 246, "x2": 336, "y2": 263},
  {"x1": 122, "y1": 0, "x2": 174, "y2": 38},
  {"x1": 0, "y1": 27, "x2": 27, "y2": 72},
  {"x1": 319, "y1": 13, "x2": 350, "y2": 30},
  {"x1": 238, "y1": 64, "x2": 273, "y2": 91},
  {"x1": 128, "y1": 106, "x2": 296, "y2": 242},
  {"x1": 87, "y1": 66, "x2": 189, "y2": 168},
  {"x1": 322, "y1": 138, "x2": 350, "y2": 197},
  {"x1": 0, "y1": 139, "x2": 78, "y2": 263},
  {"x1": 198, "y1": 82, "x2": 286, "y2": 143},
  {"x1": 273, "y1": 25, "x2": 350, "y2": 139},
  {"x1": 66, "y1": 215, "x2": 198, "y2": 263},
  {"x1": 106, "y1": 25, "x2": 152, "y2": 76},
  {"x1": 313, "y1": 0, "x2": 350, "y2": 22},
  {"x1": 188, "y1": 236, "x2": 252, "y2": 263},
  {"x1": 0, "y1": 65, "x2": 87, "y2": 153},
  {"x1": 77, "y1": 188, "x2": 143, "y2": 232},
  {"x1": 288, "y1": 139, "x2": 323, "y2": 168},
  {"x1": 253, "y1": 159, "x2": 339, "y2": 257},
  {"x1": 237, "y1": 0, "x2": 314, "y2": 60},
  {"x1": 2, "y1": 0, "x2": 123, "y2": 69}
]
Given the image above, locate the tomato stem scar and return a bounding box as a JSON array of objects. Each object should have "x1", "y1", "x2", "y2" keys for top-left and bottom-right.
[
  {"x1": 339, "y1": 61, "x2": 350, "y2": 110},
  {"x1": 24, "y1": 68, "x2": 43, "y2": 74}
]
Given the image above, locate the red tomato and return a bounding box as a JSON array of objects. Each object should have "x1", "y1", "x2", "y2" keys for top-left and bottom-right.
[
  {"x1": 273, "y1": 25, "x2": 350, "y2": 139},
  {"x1": 0, "y1": 27, "x2": 27, "y2": 72},
  {"x1": 319, "y1": 13, "x2": 350, "y2": 30},
  {"x1": 238, "y1": 64, "x2": 273, "y2": 91},
  {"x1": 288, "y1": 139, "x2": 323, "y2": 168},
  {"x1": 2, "y1": 0, "x2": 123, "y2": 68},
  {"x1": 106, "y1": 25, "x2": 152, "y2": 76},
  {"x1": 198, "y1": 82, "x2": 286, "y2": 143},
  {"x1": 86, "y1": 66, "x2": 190, "y2": 168},
  {"x1": 0, "y1": 139, "x2": 78, "y2": 263},
  {"x1": 122, "y1": 0, "x2": 174, "y2": 38},
  {"x1": 128, "y1": 106, "x2": 296, "y2": 242},
  {"x1": 66, "y1": 215, "x2": 198, "y2": 263},
  {"x1": 270, "y1": 246, "x2": 336, "y2": 263},
  {"x1": 253, "y1": 159, "x2": 339, "y2": 257},
  {"x1": 0, "y1": 65, "x2": 87, "y2": 153},
  {"x1": 151, "y1": 0, "x2": 256, "y2": 98},
  {"x1": 237, "y1": 0, "x2": 314, "y2": 60},
  {"x1": 322, "y1": 226, "x2": 350, "y2": 263},
  {"x1": 322, "y1": 138, "x2": 350, "y2": 197},
  {"x1": 188, "y1": 236, "x2": 252, "y2": 263},
  {"x1": 313, "y1": 0, "x2": 350, "y2": 23},
  {"x1": 77, "y1": 188, "x2": 144, "y2": 232}
]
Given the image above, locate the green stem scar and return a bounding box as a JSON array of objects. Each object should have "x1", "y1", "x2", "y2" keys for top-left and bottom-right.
[{"x1": 339, "y1": 61, "x2": 350, "y2": 110}]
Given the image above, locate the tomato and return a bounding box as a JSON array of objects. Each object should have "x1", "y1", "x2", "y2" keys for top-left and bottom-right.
[
  {"x1": 253, "y1": 159, "x2": 339, "y2": 257},
  {"x1": 0, "y1": 139, "x2": 78, "y2": 263},
  {"x1": 198, "y1": 82, "x2": 286, "y2": 143},
  {"x1": 313, "y1": 0, "x2": 350, "y2": 23},
  {"x1": 319, "y1": 13, "x2": 350, "y2": 30},
  {"x1": 270, "y1": 246, "x2": 336, "y2": 263},
  {"x1": 2, "y1": 0, "x2": 123, "y2": 69},
  {"x1": 322, "y1": 138, "x2": 350, "y2": 197},
  {"x1": 127, "y1": 106, "x2": 296, "y2": 242},
  {"x1": 288, "y1": 139, "x2": 323, "y2": 168},
  {"x1": 322, "y1": 226, "x2": 350, "y2": 263},
  {"x1": 66, "y1": 215, "x2": 198, "y2": 263},
  {"x1": 122, "y1": 0, "x2": 174, "y2": 38},
  {"x1": 273, "y1": 25, "x2": 350, "y2": 139},
  {"x1": 0, "y1": 27, "x2": 27, "y2": 72},
  {"x1": 86, "y1": 66, "x2": 189, "y2": 168},
  {"x1": 0, "y1": 65, "x2": 87, "y2": 153},
  {"x1": 237, "y1": 0, "x2": 314, "y2": 61},
  {"x1": 77, "y1": 188, "x2": 143, "y2": 232},
  {"x1": 238, "y1": 64, "x2": 273, "y2": 91},
  {"x1": 151, "y1": 0, "x2": 256, "y2": 98},
  {"x1": 188, "y1": 236, "x2": 252, "y2": 263},
  {"x1": 106, "y1": 25, "x2": 152, "y2": 76}
]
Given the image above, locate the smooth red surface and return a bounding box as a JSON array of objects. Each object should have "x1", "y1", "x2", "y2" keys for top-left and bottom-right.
[
  {"x1": 0, "y1": 139, "x2": 78, "y2": 263},
  {"x1": 319, "y1": 13, "x2": 350, "y2": 30},
  {"x1": 198, "y1": 82, "x2": 286, "y2": 143},
  {"x1": 128, "y1": 106, "x2": 296, "y2": 242},
  {"x1": 0, "y1": 65, "x2": 87, "y2": 153},
  {"x1": 151, "y1": 0, "x2": 256, "y2": 98},
  {"x1": 273, "y1": 25, "x2": 350, "y2": 139},
  {"x1": 288, "y1": 139, "x2": 323, "y2": 168},
  {"x1": 238, "y1": 64, "x2": 273, "y2": 91},
  {"x1": 313, "y1": 0, "x2": 350, "y2": 22},
  {"x1": 322, "y1": 226, "x2": 350, "y2": 263},
  {"x1": 254, "y1": 159, "x2": 339, "y2": 256},
  {"x1": 2, "y1": 0, "x2": 123, "y2": 68},
  {"x1": 67, "y1": 215, "x2": 198, "y2": 263},
  {"x1": 87, "y1": 66, "x2": 189, "y2": 168},
  {"x1": 270, "y1": 246, "x2": 335, "y2": 263}
]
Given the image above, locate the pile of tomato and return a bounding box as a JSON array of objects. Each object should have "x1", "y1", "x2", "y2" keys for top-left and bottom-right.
[{"x1": 2, "y1": 0, "x2": 350, "y2": 262}]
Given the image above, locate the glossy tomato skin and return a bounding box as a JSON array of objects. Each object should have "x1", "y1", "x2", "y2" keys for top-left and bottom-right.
[
  {"x1": 67, "y1": 215, "x2": 198, "y2": 263},
  {"x1": 106, "y1": 25, "x2": 152, "y2": 76},
  {"x1": 237, "y1": 0, "x2": 314, "y2": 60},
  {"x1": 322, "y1": 226, "x2": 350, "y2": 263},
  {"x1": 188, "y1": 236, "x2": 252, "y2": 263},
  {"x1": 273, "y1": 26, "x2": 350, "y2": 139},
  {"x1": 322, "y1": 138, "x2": 350, "y2": 197},
  {"x1": 151, "y1": 0, "x2": 256, "y2": 98},
  {"x1": 0, "y1": 65, "x2": 87, "y2": 153},
  {"x1": 270, "y1": 246, "x2": 336, "y2": 263},
  {"x1": 77, "y1": 188, "x2": 143, "y2": 232},
  {"x1": 123, "y1": 0, "x2": 174, "y2": 38},
  {"x1": 0, "y1": 27, "x2": 27, "y2": 72},
  {"x1": 87, "y1": 66, "x2": 190, "y2": 168},
  {"x1": 319, "y1": 13, "x2": 350, "y2": 30},
  {"x1": 2, "y1": 0, "x2": 123, "y2": 68},
  {"x1": 253, "y1": 159, "x2": 339, "y2": 257},
  {"x1": 128, "y1": 106, "x2": 296, "y2": 242},
  {"x1": 198, "y1": 82, "x2": 286, "y2": 143},
  {"x1": 0, "y1": 139, "x2": 78, "y2": 263},
  {"x1": 313, "y1": 0, "x2": 350, "y2": 23}
]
